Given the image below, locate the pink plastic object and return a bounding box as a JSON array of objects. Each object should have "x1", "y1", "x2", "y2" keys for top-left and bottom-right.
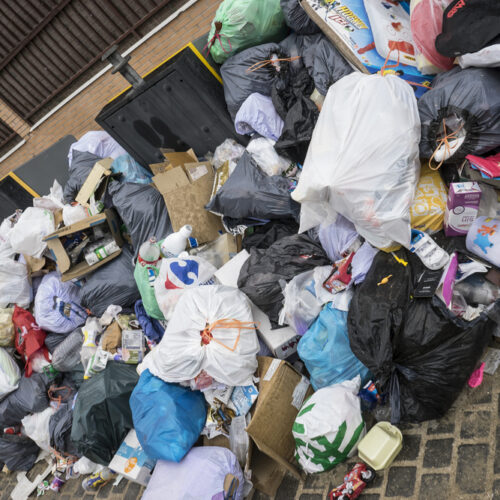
[
  {"x1": 410, "y1": 0, "x2": 455, "y2": 71},
  {"x1": 468, "y1": 362, "x2": 485, "y2": 388}
]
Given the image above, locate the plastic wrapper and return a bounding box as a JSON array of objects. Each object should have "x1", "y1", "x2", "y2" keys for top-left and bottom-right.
[
  {"x1": 292, "y1": 73, "x2": 420, "y2": 250},
  {"x1": 130, "y1": 369, "x2": 206, "y2": 462},
  {"x1": 206, "y1": 152, "x2": 299, "y2": 222},
  {"x1": 8, "y1": 207, "x2": 54, "y2": 258},
  {"x1": 238, "y1": 234, "x2": 331, "y2": 328},
  {"x1": 142, "y1": 447, "x2": 245, "y2": 500},
  {"x1": 108, "y1": 181, "x2": 172, "y2": 260},
  {"x1": 207, "y1": 0, "x2": 287, "y2": 64},
  {"x1": 246, "y1": 137, "x2": 290, "y2": 177},
  {"x1": 71, "y1": 362, "x2": 138, "y2": 465},
  {"x1": 79, "y1": 245, "x2": 140, "y2": 317},
  {"x1": 293, "y1": 377, "x2": 365, "y2": 474},
  {"x1": 418, "y1": 67, "x2": 500, "y2": 162},
  {"x1": 141, "y1": 285, "x2": 259, "y2": 387},
  {"x1": 348, "y1": 248, "x2": 497, "y2": 422},
  {"x1": 298, "y1": 304, "x2": 370, "y2": 390},
  {"x1": 34, "y1": 272, "x2": 87, "y2": 334}
]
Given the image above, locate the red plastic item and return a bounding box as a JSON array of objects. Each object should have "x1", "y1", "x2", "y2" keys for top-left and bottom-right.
[
  {"x1": 12, "y1": 306, "x2": 50, "y2": 377},
  {"x1": 328, "y1": 463, "x2": 376, "y2": 500}
]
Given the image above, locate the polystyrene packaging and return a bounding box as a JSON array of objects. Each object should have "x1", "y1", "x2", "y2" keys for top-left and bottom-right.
[
  {"x1": 140, "y1": 285, "x2": 259, "y2": 387},
  {"x1": 292, "y1": 73, "x2": 420, "y2": 250}
]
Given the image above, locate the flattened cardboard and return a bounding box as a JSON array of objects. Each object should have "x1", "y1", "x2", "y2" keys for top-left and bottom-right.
[
  {"x1": 43, "y1": 208, "x2": 123, "y2": 281},
  {"x1": 246, "y1": 357, "x2": 313, "y2": 479},
  {"x1": 153, "y1": 161, "x2": 223, "y2": 244},
  {"x1": 75, "y1": 158, "x2": 113, "y2": 207}
]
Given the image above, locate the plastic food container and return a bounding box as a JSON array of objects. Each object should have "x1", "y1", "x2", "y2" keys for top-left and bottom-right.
[{"x1": 357, "y1": 422, "x2": 403, "y2": 470}]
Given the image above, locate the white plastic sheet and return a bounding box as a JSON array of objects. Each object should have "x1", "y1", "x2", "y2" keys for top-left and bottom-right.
[
  {"x1": 141, "y1": 285, "x2": 259, "y2": 387},
  {"x1": 246, "y1": 137, "x2": 290, "y2": 176},
  {"x1": 292, "y1": 73, "x2": 420, "y2": 249},
  {"x1": 8, "y1": 207, "x2": 55, "y2": 258}
]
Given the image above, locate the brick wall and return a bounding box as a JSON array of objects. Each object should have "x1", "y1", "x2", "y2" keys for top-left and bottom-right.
[{"x1": 0, "y1": 0, "x2": 221, "y2": 178}]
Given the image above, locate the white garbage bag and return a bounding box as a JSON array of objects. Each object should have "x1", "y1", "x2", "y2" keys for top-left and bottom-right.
[
  {"x1": 154, "y1": 255, "x2": 217, "y2": 321},
  {"x1": 62, "y1": 204, "x2": 88, "y2": 226},
  {"x1": 293, "y1": 376, "x2": 365, "y2": 474},
  {"x1": 33, "y1": 180, "x2": 65, "y2": 212},
  {"x1": 21, "y1": 407, "x2": 56, "y2": 451},
  {"x1": 292, "y1": 73, "x2": 420, "y2": 249},
  {"x1": 246, "y1": 137, "x2": 290, "y2": 176},
  {"x1": 0, "y1": 347, "x2": 21, "y2": 400},
  {"x1": 141, "y1": 285, "x2": 259, "y2": 387},
  {"x1": 8, "y1": 207, "x2": 55, "y2": 258},
  {"x1": 0, "y1": 213, "x2": 18, "y2": 260},
  {"x1": 0, "y1": 259, "x2": 31, "y2": 308},
  {"x1": 68, "y1": 130, "x2": 127, "y2": 166}
]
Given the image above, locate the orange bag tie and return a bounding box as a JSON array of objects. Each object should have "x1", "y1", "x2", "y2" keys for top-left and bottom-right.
[
  {"x1": 380, "y1": 47, "x2": 431, "y2": 90},
  {"x1": 246, "y1": 55, "x2": 301, "y2": 73},
  {"x1": 200, "y1": 319, "x2": 258, "y2": 352},
  {"x1": 48, "y1": 385, "x2": 72, "y2": 409},
  {"x1": 428, "y1": 118, "x2": 465, "y2": 171}
]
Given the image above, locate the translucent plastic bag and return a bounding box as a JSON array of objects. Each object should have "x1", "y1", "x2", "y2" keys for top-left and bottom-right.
[
  {"x1": 8, "y1": 207, "x2": 55, "y2": 258},
  {"x1": 207, "y1": 0, "x2": 287, "y2": 64},
  {"x1": 141, "y1": 285, "x2": 259, "y2": 387},
  {"x1": 246, "y1": 137, "x2": 290, "y2": 177},
  {"x1": 21, "y1": 406, "x2": 56, "y2": 452},
  {"x1": 153, "y1": 255, "x2": 217, "y2": 321},
  {"x1": 111, "y1": 154, "x2": 152, "y2": 184},
  {"x1": 0, "y1": 259, "x2": 31, "y2": 308},
  {"x1": 297, "y1": 304, "x2": 370, "y2": 390},
  {"x1": 33, "y1": 180, "x2": 65, "y2": 212},
  {"x1": 34, "y1": 272, "x2": 88, "y2": 334},
  {"x1": 62, "y1": 204, "x2": 88, "y2": 226},
  {"x1": 212, "y1": 139, "x2": 245, "y2": 170},
  {"x1": 68, "y1": 131, "x2": 127, "y2": 166},
  {"x1": 292, "y1": 73, "x2": 420, "y2": 250},
  {"x1": 0, "y1": 307, "x2": 14, "y2": 347},
  {"x1": 0, "y1": 348, "x2": 21, "y2": 400}
]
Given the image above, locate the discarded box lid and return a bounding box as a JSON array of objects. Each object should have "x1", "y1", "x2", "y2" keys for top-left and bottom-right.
[
  {"x1": 246, "y1": 356, "x2": 313, "y2": 479},
  {"x1": 357, "y1": 422, "x2": 403, "y2": 471}
]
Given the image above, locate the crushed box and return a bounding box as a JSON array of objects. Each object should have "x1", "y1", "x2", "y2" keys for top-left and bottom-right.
[{"x1": 43, "y1": 208, "x2": 123, "y2": 281}]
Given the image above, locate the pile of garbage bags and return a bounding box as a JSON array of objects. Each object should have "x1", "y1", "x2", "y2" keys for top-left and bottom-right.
[{"x1": 1, "y1": 0, "x2": 500, "y2": 498}]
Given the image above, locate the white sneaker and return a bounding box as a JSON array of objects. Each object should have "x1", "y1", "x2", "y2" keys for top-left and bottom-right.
[{"x1": 410, "y1": 230, "x2": 449, "y2": 270}]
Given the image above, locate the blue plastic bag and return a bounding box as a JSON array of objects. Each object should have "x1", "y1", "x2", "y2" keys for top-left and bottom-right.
[
  {"x1": 298, "y1": 304, "x2": 370, "y2": 390},
  {"x1": 111, "y1": 154, "x2": 152, "y2": 184},
  {"x1": 130, "y1": 369, "x2": 206, "y2": 462}
]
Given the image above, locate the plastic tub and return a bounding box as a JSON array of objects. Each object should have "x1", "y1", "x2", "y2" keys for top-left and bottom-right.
[{"x1": 357, "y1": 422, "x2": 403, "y2": 470}]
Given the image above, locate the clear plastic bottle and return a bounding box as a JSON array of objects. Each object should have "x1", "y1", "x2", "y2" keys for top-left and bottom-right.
[
  {"x1": 138, "y1": 237, "x2": 161, "y2": 265},
  {"x1": 160, "y1": 225, "x2": 193, "y2": 258}
]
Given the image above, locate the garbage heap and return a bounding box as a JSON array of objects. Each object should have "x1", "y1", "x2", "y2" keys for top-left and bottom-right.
[{"x1": 1, "y1": 0, "x2": 500, "y2": 498}]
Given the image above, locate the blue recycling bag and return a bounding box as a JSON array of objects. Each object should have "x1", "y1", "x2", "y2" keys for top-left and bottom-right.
[
  {"x1": 298, "y1": 303, "x2": 370, "y2": 390},
  {"x1": 130, "y1": 369, "x2": 206, "y2": 462},
  {"x1": 111, "y1": 154, "x2": 152, "y2": 184}
]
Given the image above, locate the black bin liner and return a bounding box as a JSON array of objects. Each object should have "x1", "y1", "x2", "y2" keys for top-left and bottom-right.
[
  {"x1": 0, "y1": 434, "x2": 39, "y2": 471},
  {"x1": 281, "y1": 0, "x2": 320, "y2": 35},
  {"x1": 348, "y1": 248, "x2": 497, "y2": 423}
]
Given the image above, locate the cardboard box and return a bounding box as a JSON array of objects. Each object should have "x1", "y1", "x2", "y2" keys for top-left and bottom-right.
[
  {"x1": 246, "y1": 357, "x2": 313, "y2": 479},
  {"x1": 215, "y1": 251, "x2": 301, "y2": 359},
  {"x1": 75, "y1": 158, "x2": 113, "y2": 207},
  {"x1": 444, "y1": 182, "x2": 482, "y2": 236},
  {"x1": 149, "y1": 149, "x2": 197, "y2": 175},
  {"x1": 301, "y1": 0, "x2": 432, "y2": 98},
  {"x1": 108, "y1": 429, "x2": 156, "y2": 486},
  {"x1": 153, "y1": 159, "x2": 223, "y2": 245},
  {"x1": 43, "y1": 209, "x2": 123, "y2": 281}
]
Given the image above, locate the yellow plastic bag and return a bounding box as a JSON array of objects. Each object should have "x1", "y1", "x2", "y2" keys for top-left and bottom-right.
[
  {"x1": 0, "y1": 307, "x2": 15, "y2": 347},
  {"x1": 410, "y1": 165, "x2": 448, "y2": 233}
]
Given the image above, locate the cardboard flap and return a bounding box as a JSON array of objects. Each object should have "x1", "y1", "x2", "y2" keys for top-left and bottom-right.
[
  {"x1": 153, "y1": 167, "x2": 190, "y2": 195},
  {"x1": 162, "y1": 149, "x2": 197, "y2": 168},
  {"x1": 75, "y1": 158, "x2": 113, "y2": 207},
  {"x1": 43, "y1": 212, "x2": 108, "y2": 241}
]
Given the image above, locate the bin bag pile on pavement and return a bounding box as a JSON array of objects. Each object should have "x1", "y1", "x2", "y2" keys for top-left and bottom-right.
[{"x1": 1, "y1": 2, "x2": 500, "y2": 498}]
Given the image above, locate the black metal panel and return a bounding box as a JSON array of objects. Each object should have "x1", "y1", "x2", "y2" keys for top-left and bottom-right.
[
  {"x1": 95, "y1": 47, "x2": 247, "y2": 167},
  {"x1": 14, "y1": 134, "x2": 76, "y2": 195},
  {"x1": 0, "y1": 175, "x2": 33, "y2": 219}
]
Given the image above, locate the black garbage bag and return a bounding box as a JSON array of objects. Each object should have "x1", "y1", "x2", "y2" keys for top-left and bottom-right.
[
  {"x1": 63, "y1": 151, "x2": 102, "y2": 203},
  {"x1": 238, "y1": 233, "x2": 330, "y2": 328},
  {"x1": 0, "y1": 371, "x2": 54, "y2": 427},
  {"x1": 242, "y1": 219, "x2": 299, "y2": 251},
  {"x1": 79, "y1": 245, "x2": 140, "y2": 317},
  {"x1": 49, "y1": 403, "x2": 80, "y2": 457},
  {"x1": 0, "y1": 434, "x2": 39, "y2": 471},
  {"x1": 418, "y1": 67, "x2": 500, "y2": 162},
  {"x1": 71, "y1": 363, "x2": 138, "y2": 465},
  {"x1": 108, "y1": 181, "x2": 172, "y2": 260},
  {"x1": 221, "y1": 43, "x2": 283, "y2": 121},
  {"x1": 206, "y1": 152, "x2": 300, "y2": 221},
  {"x1": 44, "y1": 332, "x2": 68, "y2": 353},
  {"x1": 348, "y1": 248, "x2": 497, "y2": 423},
  {"x1": 435, "y1": 0, "x2": 500, "y2": 57},
  {"x1": 272, "y1": 66, "x2": 318, "y2": 163},
  {"x1": 280, "y1": 0, "x2": 320, "y2": 35}
]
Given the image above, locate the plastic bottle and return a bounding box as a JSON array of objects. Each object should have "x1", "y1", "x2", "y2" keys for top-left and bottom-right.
[
  {"x1": 81, "y1": 468, "x2": 116, "y2": 491},
  {"x1": 138, "y1": 237, "x2": 161, "y2": 265},
  {"x1": 160, "y1": 225, "x2": 192, "y2": 258},
  {"x1": 454, "y1": 275, "x2": 500, "y2": 305}
]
